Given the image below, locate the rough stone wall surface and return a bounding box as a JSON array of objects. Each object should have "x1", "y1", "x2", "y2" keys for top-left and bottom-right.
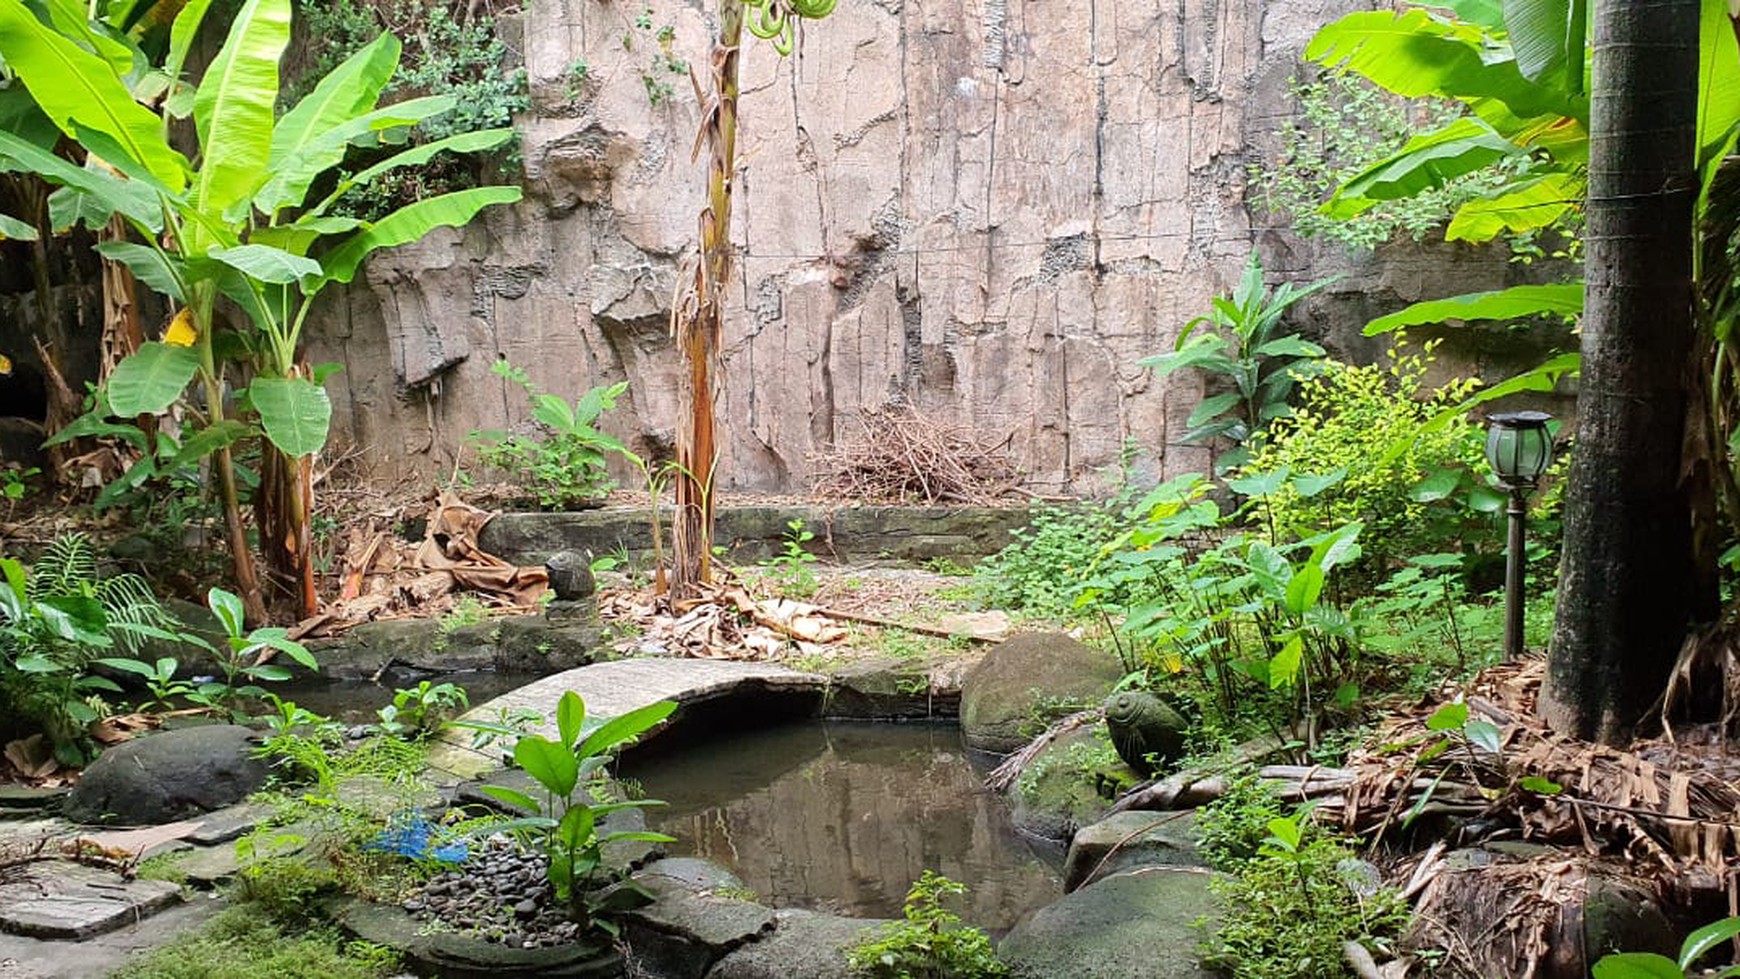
[{"x1": 304, "y1": 0, "x2": 1539, "y2": 496}]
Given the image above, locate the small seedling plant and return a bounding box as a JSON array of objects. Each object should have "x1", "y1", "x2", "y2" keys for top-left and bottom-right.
[
  {"x1": 763, "y1": 519, "x2": 820, "y2": 597},
  {"x1": 465, "y1": 691, "x2": 677, "y2": 934},
  {"x1": 102, "y1": 587, "x2": 318, "y2": 719}
]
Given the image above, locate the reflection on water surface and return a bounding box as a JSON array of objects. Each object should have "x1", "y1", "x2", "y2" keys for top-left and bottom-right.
[{"x1": 625, "y1": 721, "x2": 1061, "y2": 931}]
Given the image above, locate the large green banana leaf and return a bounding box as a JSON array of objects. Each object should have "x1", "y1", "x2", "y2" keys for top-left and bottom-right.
[
  {"x1": 0, "y1": 129, "x2": 161, "y2": 231},
  {"x1": 0, "y1": 0, "x2": 188, "y2": 189},
  {"x1": 319, "y1": 186, "x2": 523, "y2": 286},
  {"x1": 191, "y1": 0, "x2": 291, "y2": 229},
  {"x1": 1307, "y1": 9, "x2": 1588, "y2": 126},
  {"x1": 1363, "y1": 283, "x2": 1584, "y2": 335},
  {"x1": 250, "y1": 376, "x2": 330, "y2": 458},
  {"x1": 108, "y1": 342, "x2": 201, "y2": 417},
  {"x1": 252, "y1": 95, "x2": 457, "y2": 216},
  {"x1": 267, "y1": 32, "x2": 400, "y2": 169}
]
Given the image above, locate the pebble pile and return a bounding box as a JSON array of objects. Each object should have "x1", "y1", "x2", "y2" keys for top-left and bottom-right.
[{"x1": 400, "y1": 837, "x2": 583, "y2": 949}]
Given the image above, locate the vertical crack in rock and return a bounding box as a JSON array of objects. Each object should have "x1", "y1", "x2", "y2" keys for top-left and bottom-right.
[
  {"x1": 813, "y1": 311, "x2": 835, "y2": 447},
  {"x1": 898, "y1": 285, "x2": 923, "y2": 400},
  {"x1": 1091, "y1": 0, "x2": 1108, "y2": 276},
  {"x1": 981, "y1": 0, "x2": 1006, "y2": 69}
]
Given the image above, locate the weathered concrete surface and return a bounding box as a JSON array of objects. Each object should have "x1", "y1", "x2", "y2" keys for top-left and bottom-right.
[
  {"x1": 301, "y1": 0, "x2": 1560, "y2": 499},
  {"x1": 427, "y1": 659, "x2": 827, "y2": 779}
]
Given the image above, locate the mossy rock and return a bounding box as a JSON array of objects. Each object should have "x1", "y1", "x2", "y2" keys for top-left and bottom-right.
[
  {"x1": 1010, "y1": 726, "x2": 1136, "y2": 841},
  {"x1": 960, "y1": 633, "x2": 1124, "y2": 753},
  {"x1": 1000, "y1": 868, "x2": 1222, "y2": 979}
]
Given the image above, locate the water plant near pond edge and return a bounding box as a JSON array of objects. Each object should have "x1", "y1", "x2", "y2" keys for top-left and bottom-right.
[
  {"x1": 846, "y1": 871, "x2": 1009, "y2": 979},
  {"x1": 462, "y1": 691, "x2": 677, "y2": 935}
]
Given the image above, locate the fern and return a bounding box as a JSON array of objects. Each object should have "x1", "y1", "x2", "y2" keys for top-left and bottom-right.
[
  {"x1": 26, "y1": 534, "x2": 178, "y2": 655},
  {"x1": 29, "y1": 533, "x2": 97, "y2": 600},
  {"x1": 97, "y1": 575, "x2": 178, "y2": 654}
]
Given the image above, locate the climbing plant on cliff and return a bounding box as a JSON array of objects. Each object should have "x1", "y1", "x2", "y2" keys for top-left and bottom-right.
[
  {"x1": 0, "y1": 0, "x2": 521, "y2": 621},
  {"x1": 668, "y1": 0, "x2": 838, "y2": 598}
]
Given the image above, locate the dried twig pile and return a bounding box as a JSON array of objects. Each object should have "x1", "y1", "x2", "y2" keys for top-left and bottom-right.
[{"x1": 810, "y1": 405, "x2": 1022, "y2": 505}]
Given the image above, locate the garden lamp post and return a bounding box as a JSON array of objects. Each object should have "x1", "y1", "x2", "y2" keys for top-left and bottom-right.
[{"x1": 1485, "y1": 411, "x2": 1554, "y2": 661}]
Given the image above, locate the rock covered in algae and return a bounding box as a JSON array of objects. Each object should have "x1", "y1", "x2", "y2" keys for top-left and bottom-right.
[{"x1": 1103, "y1": 691, "x2": 1186, "y2": 778}]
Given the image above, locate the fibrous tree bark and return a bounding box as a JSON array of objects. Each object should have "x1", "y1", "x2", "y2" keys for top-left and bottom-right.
[
  {"x1": 669, "y1": 1, "x2": 742, "y2": 600},
  {"x1": 1541, "y1": 0, "x2": 1703, "y2": 743}
]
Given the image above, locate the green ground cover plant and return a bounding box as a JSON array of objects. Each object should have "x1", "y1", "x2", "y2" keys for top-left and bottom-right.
[{"x1": 111, "y1": 907, "x2": 401, "y2": 979}]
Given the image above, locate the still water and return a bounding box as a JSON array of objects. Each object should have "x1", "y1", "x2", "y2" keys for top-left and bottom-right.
[{"x1": 623, "y1": 721, "x2": 1062, "y2": 932}]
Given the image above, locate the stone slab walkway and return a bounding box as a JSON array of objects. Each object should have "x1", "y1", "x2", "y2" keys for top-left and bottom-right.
[{"x1": 427, "y1": 658, "x2": 826, "y2": 780}]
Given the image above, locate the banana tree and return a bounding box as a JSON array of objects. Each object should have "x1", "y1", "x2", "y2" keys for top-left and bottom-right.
[
  {"x1": 669, "y1": 0, "x2": 837, "y2": 597},
  {"x1": 0, "y1": 0, "x2": 520, "y2": 620}
]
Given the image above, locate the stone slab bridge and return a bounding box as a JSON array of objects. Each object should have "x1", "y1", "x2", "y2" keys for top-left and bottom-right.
[{"x1": 425, "y1": 659, "x2": 828, "y2": 780}]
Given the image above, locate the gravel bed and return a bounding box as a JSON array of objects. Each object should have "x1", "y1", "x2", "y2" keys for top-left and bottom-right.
[{"x1": 400, "y1": 836, "x2": 583, "y2": 949}]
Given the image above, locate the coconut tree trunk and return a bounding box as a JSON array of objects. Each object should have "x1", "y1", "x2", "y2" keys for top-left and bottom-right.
[
  {"x1": 670, "y1": 0, "x2": 744, "y2": 599},
  {"x1": 1541, "y1": 0, "x2": 1703, "y2": 743}
]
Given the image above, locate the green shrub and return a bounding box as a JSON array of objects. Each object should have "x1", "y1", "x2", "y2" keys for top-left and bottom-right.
[
  {"x1": 973, "y1": 503, "x2": 1126, "y2": 618},
  {"x1": 470, "y1": 362, "x2": 634, "y2": 510},
  {"x1": 291, "y1": 0, "x2": 529, "y2": 219},
  {"x1": 1207, "y1": 815, "x2": 1409, "y2": 979},
  {"x1": 847, "y1": 871, "x2": 1008, "y2": 979},
  {"x1": 1077, "y1": 474, "x2": 1369, "y2": 732},
  {"x1": 0, "y1": 534, "x2": 180, "y2": 764},
  {"x1": 1239, "y1": 340, "x2": 1496, "y2": 574}
]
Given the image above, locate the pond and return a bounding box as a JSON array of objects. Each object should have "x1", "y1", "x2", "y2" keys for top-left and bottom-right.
[{"x1": 622, "y1": 720, "x2": 1062, "y2": 932}]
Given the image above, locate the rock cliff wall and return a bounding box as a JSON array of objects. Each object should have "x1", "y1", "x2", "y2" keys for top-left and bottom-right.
[{"x1": 305, "y1": 0, "x2": 1543, "y2": 496}]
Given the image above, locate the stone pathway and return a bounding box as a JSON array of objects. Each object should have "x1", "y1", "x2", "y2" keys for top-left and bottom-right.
[
  {"x1": 426, "y1": 659, "x2": 827, "y2": 779},
  {"x1": 0, "y1": 798, "x2": 278, "y2": 978}
]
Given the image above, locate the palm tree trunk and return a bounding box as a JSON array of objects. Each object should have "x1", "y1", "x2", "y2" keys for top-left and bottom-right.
[
  {"x1": 671, "y1": 0, "x2": 744, "y2": 598},
  {"x1": 1541, "y1": 0, "x2": 1703, "y2": 743}
]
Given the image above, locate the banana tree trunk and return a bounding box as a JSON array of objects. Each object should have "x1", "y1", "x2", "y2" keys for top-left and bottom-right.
[
  {"x1": 671, "y1": 0, "x2": 744, "y2": 599},
  {"x1": 1541, "y1": 0, "x2": 1702, "y2": 744},
  {"x1": 256, "y1": 373, "x2": 317, "y2": 620},
  {"x1": 190, "y1": 282, "x2": 268, "y2": 626}
]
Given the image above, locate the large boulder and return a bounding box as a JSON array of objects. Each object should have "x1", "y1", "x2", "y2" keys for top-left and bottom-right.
[
  {"x1": 999, "y1": 868, "x2": 1222, "y2": 979},
  {"x1": 959, "y1": 633, "x2": 1125, "y2": 753},
  {"x1": 1008, "y1": 726, "x2": 1133, "y2": 841},
  {"x1": 1062, "y1": 810, "x2": 1205, "y2": 892},
  {"x1": 620, "y1": 858, "x2": 773, "y2": 979},
  {"x1": 64, "y1": 725, "x2": 268, "y2": 825},
  {"x1": 705, "y1": 909, "x2": 895, "y2": 979}
]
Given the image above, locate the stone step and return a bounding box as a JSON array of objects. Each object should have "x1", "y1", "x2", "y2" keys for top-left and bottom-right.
[{"x1": 0, "y1": 861, "x2": 182, "y2": 940}]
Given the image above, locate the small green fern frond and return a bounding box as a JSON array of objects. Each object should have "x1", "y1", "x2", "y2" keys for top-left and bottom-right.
[
  {"x1": 29, "y1": 534, "x2": 98, "y2": 600},
  {"x1": 94, "y1": 574, "x2": 177, "y2": 655}
]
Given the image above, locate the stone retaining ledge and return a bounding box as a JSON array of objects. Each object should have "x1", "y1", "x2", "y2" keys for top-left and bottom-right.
[{"x1": 477, "y1": 504, "x2": 1035, "y2": 567}]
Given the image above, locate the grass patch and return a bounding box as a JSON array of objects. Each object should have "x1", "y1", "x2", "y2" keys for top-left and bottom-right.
[{"x1": 110, "y1": 906, "x2": 401, "y2": 979}]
